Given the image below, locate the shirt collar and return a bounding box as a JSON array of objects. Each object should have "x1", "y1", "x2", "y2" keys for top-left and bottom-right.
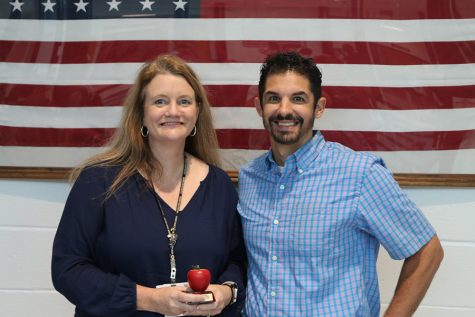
[{"x1": 265, "y1": 131, "x2": 326, "y2": 172}]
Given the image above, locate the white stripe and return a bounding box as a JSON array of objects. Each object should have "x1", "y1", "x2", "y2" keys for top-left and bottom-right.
[
  {"x1": 317, "y1": 108, "x2": 475, "y2": 132},
  {"x1": 2, "y1": 62, "x2": 475, "y2": 87},
  {"x1": 375, "y1": 150, "x2": 475, "y2": 174},
  {"x1": 1, "y1": 146, "x2": 474, "y2": 174},
  {"x1": 213, "y1": 107, "x2": 475, "y2": 132},
  {"x1": 0, "y1": 147, "x2": 102, "y2": 168},
  {"x1": 220, "y1": 149, "x2": 268, "y2": 171},
  {"x1": 3, "y1": 105, "x2": 475, "y2": 132},
  {"x1": 0, "y1": 105, "x2": 122, "y2": 128},
  {"x1": 221, "y1": 148, "x2": 475, "y2": 174},
  {"x1": 1, "y1": 18, "x2": 475, "y2": 42}
]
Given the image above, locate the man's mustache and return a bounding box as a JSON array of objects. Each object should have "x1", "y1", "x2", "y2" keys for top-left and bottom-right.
[{"x1": 268, "y1": 113, "x2": 304, "y2": 124}]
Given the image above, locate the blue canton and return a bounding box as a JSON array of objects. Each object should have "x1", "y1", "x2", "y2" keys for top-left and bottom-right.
[
  {"x1": 238, "y1": 131, "x2": 435, "y2": 317},
  {"x1": 1, "y1": 0, "x2": 199, "y2": 20}
]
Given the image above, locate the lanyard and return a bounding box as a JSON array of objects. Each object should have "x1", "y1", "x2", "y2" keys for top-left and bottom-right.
[{"x1": 152, "y1": 154, "x2": 187, "y2": 283}]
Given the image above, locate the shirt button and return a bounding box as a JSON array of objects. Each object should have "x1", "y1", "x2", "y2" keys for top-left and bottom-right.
[
  {"x1": 298, "y1": 168, "x2": 303, "y2": 173},
  {"x1": 279, "y1": 184, "x2": 285, "y2": 190},
  {"x1": 271, "y1": 291, "x2": 276, "y2": 297},
  {"x1": 273, "y1": 219, "x2": 279, "y2": 225},
  {"x1": 272, "y1": 255, "x2": 277, "y2": 261}
]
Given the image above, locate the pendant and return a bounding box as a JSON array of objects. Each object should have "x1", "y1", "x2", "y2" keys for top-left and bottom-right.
[
  {"x1": 167, "y1": 232, "x2": 178, "y2": 247},
  {"x1": 170, "y1": 253, "x2": 177, "y2": 282}
]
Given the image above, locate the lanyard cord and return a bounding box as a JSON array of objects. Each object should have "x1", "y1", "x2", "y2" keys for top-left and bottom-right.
[
  {"x1": 151, "y1": 154, "x2": 187, "y2": 283},
  {"x1": 156, "y1": 154, "x2": 187, "y2": 234}
]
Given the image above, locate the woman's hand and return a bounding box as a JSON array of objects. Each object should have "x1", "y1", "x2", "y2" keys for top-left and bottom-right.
[
  {"x1": 137, "y1": 284, "x2": 215, "y2": 316},
  {"x1": 183, "y1": 284, "x2": 232, "y2": 316}
]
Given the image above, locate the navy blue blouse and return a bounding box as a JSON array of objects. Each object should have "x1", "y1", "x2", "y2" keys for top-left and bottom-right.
[{"x1": 52, "y1": 165, "x2": 246, "y2": 317}]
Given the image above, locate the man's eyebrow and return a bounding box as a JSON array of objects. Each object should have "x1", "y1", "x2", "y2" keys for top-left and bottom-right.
[
  {"x1": 263, "y1": 91, "x2": 309, "y2": 97},
  {"x1": 292, "y1": 91, "x2": 308, "y2": 96}
]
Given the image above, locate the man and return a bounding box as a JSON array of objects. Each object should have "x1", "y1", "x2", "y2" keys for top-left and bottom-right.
[{"x1": 237, "y1": 52, "x2": 444, "y2": 316}]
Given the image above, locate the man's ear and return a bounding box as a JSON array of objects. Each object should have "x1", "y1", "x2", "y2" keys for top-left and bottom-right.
[
  {"x1": 254, "y1": 96, "x2": 263, "y2": 117},
  {"x1": 315, "y1": 97, "x2": 326, "y2": 119}
]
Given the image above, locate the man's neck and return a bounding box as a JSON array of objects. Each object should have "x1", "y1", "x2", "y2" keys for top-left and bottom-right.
[
  {"x1": 270, "y1": 142, "x2": 300, "y2": 166},
  {"x1": 270, "y1": 133, "x2": 314, "y2": 166}
]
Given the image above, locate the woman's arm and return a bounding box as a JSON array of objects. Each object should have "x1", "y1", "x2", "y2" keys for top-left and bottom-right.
[
  {"x1": 211, "y1": 176, "x2": 248, "y2": 316},
  {"x1": 51, "y1": 167, "x2": 136, "y2": 316}
]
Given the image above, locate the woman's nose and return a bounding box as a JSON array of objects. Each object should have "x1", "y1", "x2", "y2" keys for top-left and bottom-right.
[{"x1": 166, "y1": 102, "x2": 180, "y2": 116}]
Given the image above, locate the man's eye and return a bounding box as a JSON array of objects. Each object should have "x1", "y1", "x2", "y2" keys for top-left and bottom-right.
[
  {"x1": 267, "y1": 96, "x2": 280, "y2": 103},
  {"x1": 293, "y1": 96, "x2": 306, "y2": 103}
]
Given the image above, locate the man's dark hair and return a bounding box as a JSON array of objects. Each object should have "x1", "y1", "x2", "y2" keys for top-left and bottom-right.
[{"x1": 258, "y1": 52, "x2": 323, "y2": 107}]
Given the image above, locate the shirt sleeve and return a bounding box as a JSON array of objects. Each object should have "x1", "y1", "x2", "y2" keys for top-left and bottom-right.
[
  {"x1": 356, "y1": 159, "x2": 436, "y2": 260},
  {"x1": 51, "y1": 167, "x2": 136, "y2": 316}
]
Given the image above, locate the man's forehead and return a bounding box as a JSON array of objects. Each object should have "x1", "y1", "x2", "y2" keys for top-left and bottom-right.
[{"x1": 264, "y1": 71, "x2": 312, "y2": 94}]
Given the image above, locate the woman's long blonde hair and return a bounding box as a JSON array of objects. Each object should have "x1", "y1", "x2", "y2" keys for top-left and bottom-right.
[{"x1": 70, "y1": 55, "x2": 220, "y2": 197}]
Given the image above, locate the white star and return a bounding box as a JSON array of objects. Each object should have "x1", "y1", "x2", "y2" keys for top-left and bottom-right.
[
  {"x1": 9, "y1": 0, "x2": 24, "y2": 12},
  {"x1": 74, "y1": 0, "x2": 89, "y2": 12},
  {"x1": 173, "y1": 0, "x2": 187, "y2": 11},
  {"x1": 140, "y1": 0, "x2": 155, "y2": 11},
  {"x1": 107, "y1": 0, "x2": 122, "y2": 11},
  {"x1": 42, "y1": 0, "x2": 56, "y2": 13}
]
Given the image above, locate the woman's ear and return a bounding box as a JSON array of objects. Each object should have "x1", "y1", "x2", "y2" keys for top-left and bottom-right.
[
  {"x1": 254, "y1": 96, "x2": 263, "y2": 117},
  {"x1": 315, "y1": 97, "x2": 326, "y2": 119}
]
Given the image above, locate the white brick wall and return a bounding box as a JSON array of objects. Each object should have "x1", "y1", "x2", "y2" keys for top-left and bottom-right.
[
  {"x1": 0, "y1": 180, "x2": 74, "y2": 317},
  {"x1": 379, "y1": 195, "x2": 475, "y2": 316},
  {"x1": 1, "y1": 179, "x2": 474, "y2": 316}
]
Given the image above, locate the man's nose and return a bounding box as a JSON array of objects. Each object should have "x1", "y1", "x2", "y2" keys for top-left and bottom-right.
[{"x1": 277, "y1": 98, "x2": 293, "y2": 114}]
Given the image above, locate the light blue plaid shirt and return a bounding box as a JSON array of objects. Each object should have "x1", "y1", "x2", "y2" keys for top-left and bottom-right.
[{"x1": 238, "y1": 132, "x2": 435, "y2": 317}]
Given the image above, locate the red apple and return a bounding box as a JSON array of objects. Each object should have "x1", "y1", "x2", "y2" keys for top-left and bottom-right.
[{"x1": 187, "y1": 265, "x2": 211, "y2": 292}]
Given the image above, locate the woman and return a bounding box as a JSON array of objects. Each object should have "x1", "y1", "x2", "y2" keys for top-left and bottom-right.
[{"x1": 52, "y1": 55, "x2": 246, "y2": 317}]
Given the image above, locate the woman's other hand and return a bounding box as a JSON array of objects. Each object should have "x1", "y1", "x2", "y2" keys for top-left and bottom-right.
[{"x1": 183, "y1": 284, "x2": 232, "y2": 316}]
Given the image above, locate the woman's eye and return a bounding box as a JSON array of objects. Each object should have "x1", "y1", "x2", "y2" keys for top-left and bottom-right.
[
  {"x1": 178, "y1": 99, "x2": 192, "y2": 106},
  {"x1": 154, "y1": 99, "x2": 167, "y2": 105}
]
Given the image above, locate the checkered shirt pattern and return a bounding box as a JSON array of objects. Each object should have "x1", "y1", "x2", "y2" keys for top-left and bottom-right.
[{"x1": 237, "y1": 132, "x2": 435, "y2": 317}]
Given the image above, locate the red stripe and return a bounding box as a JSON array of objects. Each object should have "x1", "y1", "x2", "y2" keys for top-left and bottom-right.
[
  {"x1": 323, "y1": 130, "x2": 475, "y2": 151},
  {"x1": 0, "y1": 83, "x2": 130, "y2": 107},
  {"x1": 216, "y1": 129, "x2": 475, "y2": 151},
  {"x1": 2, "y1": 40, "x2": 474, "y2": 65},
  {"x1": 0, "y1": 126, "x2": 115, "y2": 147},
  {"x1": 323, "y1": 86, "x2": 475, "y2": 110},
  {"x1": 200, "y1": 0, "x2": 475, "y2": 19},
  {"x1": 2, "y1": 83, "x2": 474, "y2": 110},
  {"x1": 2, "y1": 126, "x2": 474, "y2": 151}
]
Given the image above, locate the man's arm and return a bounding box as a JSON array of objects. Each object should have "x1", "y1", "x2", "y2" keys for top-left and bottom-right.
[{"x1": 384, "y1": 235, "x2": 444, "y2": 317}]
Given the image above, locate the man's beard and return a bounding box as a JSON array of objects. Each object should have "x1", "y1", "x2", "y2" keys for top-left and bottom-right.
[{"x1": 264, "y1": 113, "x2": 313, "y2": 145}]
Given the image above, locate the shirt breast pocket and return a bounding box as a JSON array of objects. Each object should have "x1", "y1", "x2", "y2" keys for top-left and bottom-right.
[{"x1": 285, "y1": 209, "x2": 341, "y2": 259}]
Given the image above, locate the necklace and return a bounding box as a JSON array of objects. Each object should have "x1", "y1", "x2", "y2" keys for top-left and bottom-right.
[{"x1": 152, "y1": 154, "x2": 187, "y2": 284}]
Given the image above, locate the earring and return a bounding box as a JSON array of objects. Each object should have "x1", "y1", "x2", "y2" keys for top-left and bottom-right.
[
  {"x1": 140, "y1": 126, "x2": 149, "y2": 137},
  {"x1": 190, "y1": 125, "x2": 197, "y2": 137}
]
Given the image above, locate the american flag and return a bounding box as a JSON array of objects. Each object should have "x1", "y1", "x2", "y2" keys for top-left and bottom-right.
[{"x1": 1, "y1": 0, "x2": 475, "y2": 175}]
